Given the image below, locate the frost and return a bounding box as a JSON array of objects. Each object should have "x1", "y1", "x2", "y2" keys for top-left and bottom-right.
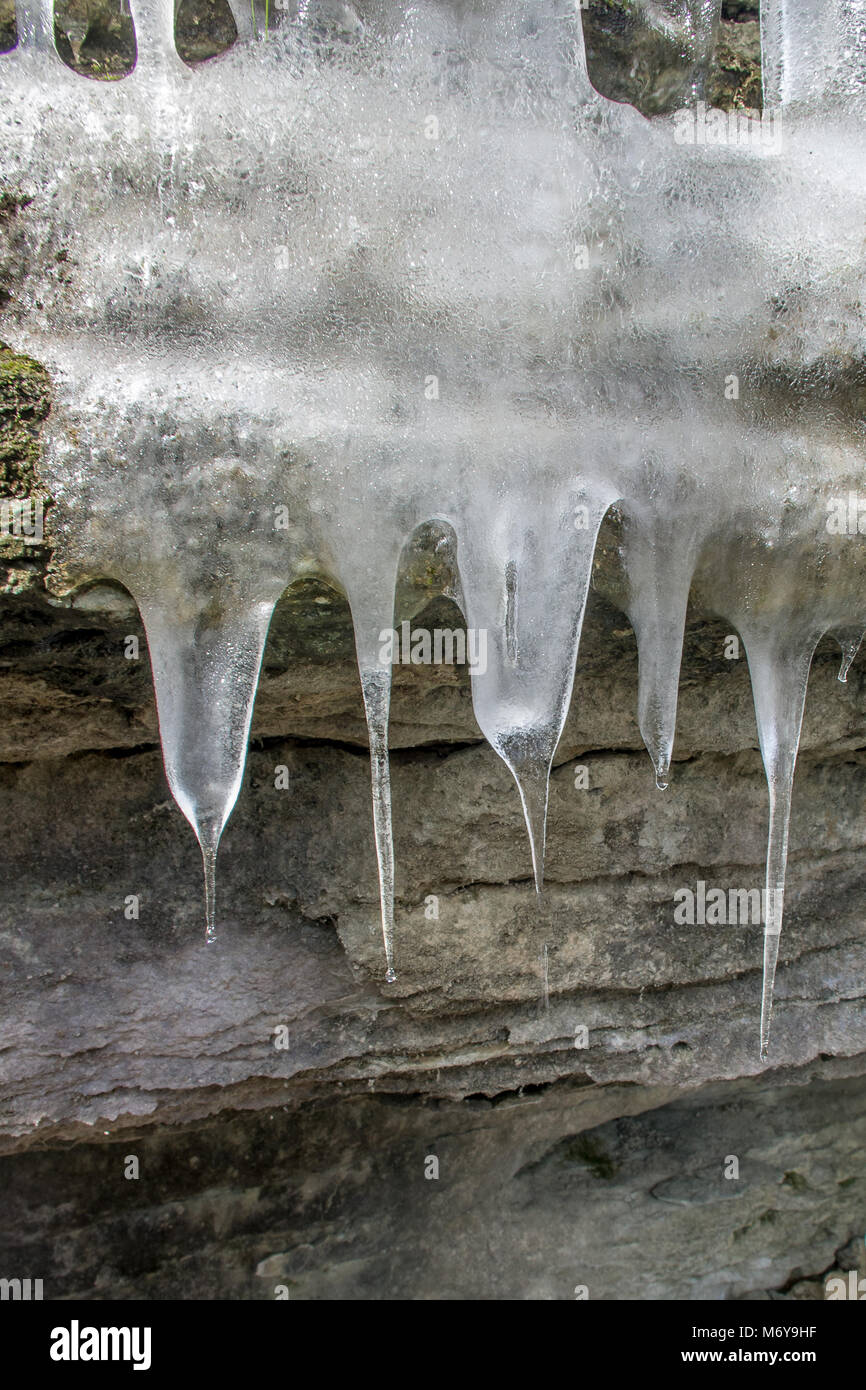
[{"x1": 1, "y1": 0, "x2": 865, "y2": 1058}]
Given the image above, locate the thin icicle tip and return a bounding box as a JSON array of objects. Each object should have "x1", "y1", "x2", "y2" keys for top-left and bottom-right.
[{"x1": 201, "y1": 840, "x2": 218, "y2": 945}]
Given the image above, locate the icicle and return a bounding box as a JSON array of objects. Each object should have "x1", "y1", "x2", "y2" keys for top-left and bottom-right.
[
  {"x1": 740, "y1": 628, "x2": 820, "y2": 1062},
  {"x1": 760, "y1": 0, "x2": 866, "y2": 114},
  {"x1": 13, "y1": 0, "x2": 59, "y2": 57},
  {"x1": 135, "y1": 593, "x2": 278, "y2": 943},
  {"x1": 359, "y1": 664, "x2": 397, "y2": 983},
  {"x1": 830, "y1": 625, "x2": 864, "y2": 684},
  {"x1": 329, "y1": 535, "x2": 405, "y2": 985},
  {"x1": 456, "y1": 477, "x2": 617, "y2": 894},
  {"x1": 621, "y1": 509, "x2": 703, "y2": 791},
  {"x1": 128, "y1": 0, "x2": 189, "y2": 77}
]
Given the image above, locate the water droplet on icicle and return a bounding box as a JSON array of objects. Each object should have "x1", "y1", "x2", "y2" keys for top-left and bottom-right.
[
  {"x1": 830, "y1": 625, "x2": 865, "y2": 683},
  {"x1": 136, "y1": 592, "x2": 278, "y2": 944}
]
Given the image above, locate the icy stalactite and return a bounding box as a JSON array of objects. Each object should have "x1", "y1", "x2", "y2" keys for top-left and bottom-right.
[
  {"x1": 693, "y1": 469, "x2": 866, "y2": 1054},
  {"x1": 831, "y1": 627, "x2": 865, "y2": 684},
  {"x1": 320, "y1": 513, "x2": 411, "y2": 982},
  {"x1": 456, "y1": 475, "x2": 617, "y2": 893},
  {"x1": 2, "y1": 0, "x2": 866, "y2": 1056},
  {"x1": 619, "y1": 458, "x2": 712, "y2": 792},
  {"x1": 742, "y1": 633, "x2": 819, "y2": 1060},
  {"x1": 359, "y1": 667, "x2": 397, "y2": 981},
  {"x1": 40, "y1": 377, "x2": 303, "y2": 942},
  {"x1": 137, "y1": 593, "x2": 280, "y2": 942},
  {"x1": 623, "y1": 515, "x2": 699, "y2": 793}
]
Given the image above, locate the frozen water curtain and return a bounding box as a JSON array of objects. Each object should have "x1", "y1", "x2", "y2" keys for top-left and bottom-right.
[{"x1": 2, "y1": 0, "x2": 865, "y2": 1059}]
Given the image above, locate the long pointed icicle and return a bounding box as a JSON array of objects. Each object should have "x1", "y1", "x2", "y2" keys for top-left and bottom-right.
[
  {"x1": 741, "y1": 630, "x2": 819, "y2": 1061},
  {"x1": 622, "y1": 515, "x2": 701, "y2": 791},
  {"x1": 498, "y1": 558, "x2": 552, "y2": 887},
  {"x1": 136, "y1": 594, "x2": 277, "y2": 943},
  {"x1": 317, "y1": 496, "x2": 403, "y2": 984},
  {"x1": 341, "y1": 552, "x2": 403, "y2": 983},
  {"x1": 360, "y1": 664, "x2": 397, "y2": 983},
  {"x1": 458, "y1": 480, "x2": 616, "y2": 895},
  {"x1": 504, "y1": 726, "x2": 556, "y2": 898}
]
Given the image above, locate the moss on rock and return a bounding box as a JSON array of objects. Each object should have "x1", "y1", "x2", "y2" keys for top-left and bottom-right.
[{"x1": 0, "y1": 344, "x2": 50, "y2": 495}]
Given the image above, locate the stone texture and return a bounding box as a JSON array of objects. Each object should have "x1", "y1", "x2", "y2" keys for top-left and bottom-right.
[{"x1": 1, "y1": 1065, "x2": 864, "y2": 1299}]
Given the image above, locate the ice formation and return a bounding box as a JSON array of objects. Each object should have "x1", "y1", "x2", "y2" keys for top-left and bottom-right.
[{"x1": 1, "y1": 0, "x2": 865, "y2": 1058}]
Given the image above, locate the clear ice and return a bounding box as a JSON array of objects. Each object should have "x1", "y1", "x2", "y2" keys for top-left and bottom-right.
[{"x1": 1, "y1": 0, "x2": 865, "y2": 1057}]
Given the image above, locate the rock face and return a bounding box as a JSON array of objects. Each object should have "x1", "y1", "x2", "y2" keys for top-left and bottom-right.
[{"x1": 0, "y1": 3, "x2": 864, "y2": 1301}]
